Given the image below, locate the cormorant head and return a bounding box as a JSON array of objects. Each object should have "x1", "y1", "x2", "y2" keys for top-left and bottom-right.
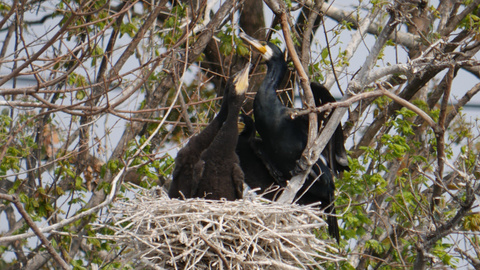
[
  {"x1": 233, "y1": 64, "x2": 250, "y2": 96},
  {"x1": 237, "y1": 114, "x2": 254, "y2": 136},
  {"x1": 239, "y1": 32, "x2": 283, "y2": 62}
]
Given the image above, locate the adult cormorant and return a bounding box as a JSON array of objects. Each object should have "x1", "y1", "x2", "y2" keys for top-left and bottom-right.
[
  {"x1": 236, "y1": 114, "x2": 280, "y2": 200},
  {"x1": 240, "y1": 32, "x2": 344, "y2": 242},
  {"x1": 191, "y1": 65, "x2": 250, "y2": 200},
  {"x1": 239, "y1": 33, "x2": 305, "y2": 180},
  {"x1": 311, "y1": 82, "x2": 349, "y2": 176},
  {"x1": 169, "y1": 66, "x2": 246, "y2": 199}
]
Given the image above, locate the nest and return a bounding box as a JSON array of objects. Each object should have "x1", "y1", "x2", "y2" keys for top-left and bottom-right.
[{"x1": 96, "y1": 185, "x2": 344, "y2": 269}]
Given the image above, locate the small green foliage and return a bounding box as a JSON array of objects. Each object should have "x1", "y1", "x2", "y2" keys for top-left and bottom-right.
[
  {"x1": 75, "y1": 176, "x2": 87, "y2": 191},
  {"x1": 161, "y1": 4, "x2": 186, "y2": 46},
  {"x1": 217, "y1": 26, "x2": 252, "y2": 56},
  {"x1": 120, "y1": 22, "x2": 138, "y2": 38},
  {"x1": 220, "y1": 39, "x2": 233, "y2": 56},
  {"x1": 309, "y1": 62, "x2": 325, "y2": 82},
  {"x1": 340, "y1": 19, "x2": 354, "y2": 31},
  {"x1": 1, "y1": 147, "x2": 21, "y2": 174},
  {"x1": 381, "y1": 134, "x2": 411, "y2": 159},
  {"x1": 373, "y1": 95, "x2": 391, "y2": 111},
  {"x1": 90, "y1": 45, "x2": 104, "y2": 67},
  {"x1": 269, "y1": 37, "x2": 283, "y2": 47},
  {"x1": 76, "y1": 90, "x2": 86, "y2": 100},
  {"x1": 291, "y1": 33, "x2": 300, "y2": 47},
  {"x1": 87, "y1": 236, "x2": 101, "y2": 248},
  {"x1": 0, "y1": 2, "x2": 12, "y2": 12},
  {"x1": 97, "y1": 181, "x2": 112, "y2": 194},
  {"x1": 365, "y1": 239, "x2": 384, "y2": 255},
  {"x1": 463, "y1": 214, "x2": 480, "y2": 231},
  {"x1": 0, "y1": 114, "x2": 39, "y2": 176},
  {"x1": 337, "y1": 49, "x2": 349, "y2": 66},
  {"x1": 336, "y1": 158, "x2": 374, "y2": 240},
  {"x1": 56, "y1": 186, "x2": 65, "y2": 196},
  {"x1": 460, "y1": 13, "x2": 480, "y2": 32},
  {"x1": 368, "y1": 173, "x2": 387, "y2": 194},
  {"x1": 107, "y1": 159, "x2": 121, "y2": 173},
  {"x1": 72, "y1": 259, "x2": 87, "y2": 270},
  {"x1": 431, "y1": 241, "x2": 457, "y2": 266},
  {"x1": 335, "y1": 102, "x2": 471, "y2": 268},
  {"x1": 385, "y1": 39, "x2": 395, "y2": 46},
  {"x1": 236, "y1": 40, "x2": 250, "y2": 57},
  {"x1": 321, "y1": 47, "x2": 329, "y2": 61},
  {"x1": 68, "y1": 73, "x2": 87, "y2": 89}
]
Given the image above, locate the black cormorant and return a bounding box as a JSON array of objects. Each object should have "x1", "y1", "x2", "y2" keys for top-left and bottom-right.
[
  {"x1": 236, "y1": 114, "x2": 280, "y2": 200},
  {"x1": 169, "y1": 66, "x2": 245, "y2": 199},
  {"x1": 239, "y1": 33, "x2": 305, "y2": 180},
  {"x1": 190, "y1": 65, "x2": 250, "y2": 200},
  {"x1": 311, "y1": 82, "x2": 349, "y2": 176},
  {"x1": 240, "y1": 32, "x2": 345, "y2": 242}
]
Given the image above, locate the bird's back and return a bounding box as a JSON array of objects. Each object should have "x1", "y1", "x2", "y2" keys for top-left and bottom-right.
[
  {"x1": 169, "y1": 82, "x2": 232, "y2": 199},
  {"x1": 236, "y1": 114, "x2": 279, "y2": 200}
]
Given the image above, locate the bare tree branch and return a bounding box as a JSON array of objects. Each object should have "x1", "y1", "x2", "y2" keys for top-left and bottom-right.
[{"x1": 0, "y1": 194, "x2": 71, "y2": 270}]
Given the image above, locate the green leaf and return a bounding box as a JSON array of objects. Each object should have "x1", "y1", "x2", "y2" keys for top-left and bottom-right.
[{"x1": 321, "y1": 47, "x2": 329, "y2": 60}]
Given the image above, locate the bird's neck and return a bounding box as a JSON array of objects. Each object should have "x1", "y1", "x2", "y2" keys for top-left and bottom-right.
[
  {"x1": 216, "y1": 93, "x2": 229, "y2": 123},
  {"x1": 253, "y1": 60, "x2": 287, "y2": 127},
  {"x1": 211, "y1": 98, "x2": 242, "y2": 154},
  {"x1": 255, "y1": 60, "x2": 287, "y2": 115},
  {"x1": 225, "y1": 99, "x2": 243, "y2": 136},
  {"x1": 191, "y1": 93, "x2": 228, "y2": 150}
]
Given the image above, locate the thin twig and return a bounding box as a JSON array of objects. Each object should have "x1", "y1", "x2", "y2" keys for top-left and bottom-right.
[
  {"x1": 198, "y1": 234, "x2": 231, "y2": 270},
  {"x1": 0, "y1": 194, "x2": 71, "y2": 270},
  {"x1": 431, "y1": 66, "x2": 455, "y2": 210}
]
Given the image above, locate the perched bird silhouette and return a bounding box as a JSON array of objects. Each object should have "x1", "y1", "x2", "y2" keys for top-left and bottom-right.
[
  {"x1": 169, "y1": 65, "x2": 249, "y2": 200},
  {"x1": 311, "y1": 82, "x2": 349, "y2": 176},
  {"x1": 240, "y1": 32, "x2": 347, "y2": 242},
  {"x1": 190, "y1": 65, "x2": 250, "y2": 200},
  {"x1": 236, "y1": 114, "x2": 280, "y2": 200}
]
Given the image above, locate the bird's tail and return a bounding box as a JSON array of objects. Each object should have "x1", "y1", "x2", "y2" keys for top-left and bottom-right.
[{"x1": 327, "y1": 213, "x2": 340, "y2": 244}]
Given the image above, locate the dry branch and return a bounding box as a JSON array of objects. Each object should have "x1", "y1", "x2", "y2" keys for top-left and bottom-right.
[{"x1": 0, "y1": 194, "x2": 71, "y2": 270}]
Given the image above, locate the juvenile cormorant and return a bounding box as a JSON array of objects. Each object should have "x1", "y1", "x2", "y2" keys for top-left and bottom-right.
[
  {"x1": 236, "y1": 114, "x2": 280, "y2": 200},
  {"x1": 191, "y1": 65, "x2": 250, "y2": 200},
  {"x1": 240, "y1": 32, "x2": 344, "y2": 242},
  {"x1": 169, "y1": 66, "x2": 243, "y2": 199}
]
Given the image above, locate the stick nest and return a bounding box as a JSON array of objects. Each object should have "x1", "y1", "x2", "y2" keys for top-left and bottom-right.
[{"x1": 97, "y1": 185, "x2": 344, "y2": 269}]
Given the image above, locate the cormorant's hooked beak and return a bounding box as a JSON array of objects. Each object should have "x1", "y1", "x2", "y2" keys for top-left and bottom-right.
[
  {"x1": 239, "y1": 32, "x2": 274, "y2": 60},
  {"x1": 234, "y1": 64, "x2": 250, "y2": 95}
]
